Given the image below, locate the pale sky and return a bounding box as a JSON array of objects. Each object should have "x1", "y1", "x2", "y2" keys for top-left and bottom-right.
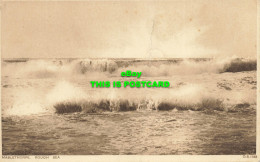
[{"x1": 2, "y1": 0, "x2": 257, "y2": 58}]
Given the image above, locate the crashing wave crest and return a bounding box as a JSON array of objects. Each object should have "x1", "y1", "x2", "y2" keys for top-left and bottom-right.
[{"x1": 2, "y1": 58, "x2": 256, "y2": 78}]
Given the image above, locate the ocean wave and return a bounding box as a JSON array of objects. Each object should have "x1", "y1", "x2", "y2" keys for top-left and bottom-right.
[
  {"x1": 47, "y1": 81, "x2": 255, "y2": 114},
  {"x1": 221, "y1": 59, "x2": 256, "y2": 72},
  {"x1": 2, "y1": 58, "x2": 256, "y2": 78},
  {"x1": 53, "y1": 98, "x2": 254, "y2": 114},
  {"x1": 3, "y1": 79, "x2": 256, "y2": 116}
]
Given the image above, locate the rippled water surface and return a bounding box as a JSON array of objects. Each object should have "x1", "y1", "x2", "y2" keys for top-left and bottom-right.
[{"x1": 2, "y1": 110, "x2": 256, "y2": 155}]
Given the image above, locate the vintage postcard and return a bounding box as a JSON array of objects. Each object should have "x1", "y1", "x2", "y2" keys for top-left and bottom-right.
[{"x1": 1, "y1": 0, "x2": 259, "y2": 161}]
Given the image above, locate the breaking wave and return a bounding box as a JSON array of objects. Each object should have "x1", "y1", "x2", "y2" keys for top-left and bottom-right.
[
  {"x1": 47, "y1": 81, "x2": 255, "y2": 114},
  {"x1": 52, "y1": 97, "x2": 254, "y2": 114},
  {"x1": 2, "y1": 58, "x2": 256, "y2": 78},
  {"x1": 2, "y1": 58, "x2": 256, "y2": 116},
  {"x1": 3, "y1": 79, "x2": 256, "y2": 117}
]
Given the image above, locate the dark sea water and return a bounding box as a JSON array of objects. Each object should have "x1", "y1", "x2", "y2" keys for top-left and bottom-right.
[{"x1": 2, "y1": 111, "x2": 256, "y2": 155}]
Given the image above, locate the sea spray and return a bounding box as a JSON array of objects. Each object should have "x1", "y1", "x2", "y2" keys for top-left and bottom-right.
[
  {"x1": 4, "y1": 89, "x2": 47, "y2": 116},
  {"x1": 6, "y1": 103, "x2": 46, "y2": 116},
  {"x1": 2, "y1": 58, "x2": 256, "y2": 116},
  {"x1": 46, "y1": 82, "x2": 239, "y2": 114},
  {"x1": 2, "y1": 58, "x2": 256, "y2": 79},
  {"x1": 46, "y1": 80, "x2": 88, "y2": 104}
]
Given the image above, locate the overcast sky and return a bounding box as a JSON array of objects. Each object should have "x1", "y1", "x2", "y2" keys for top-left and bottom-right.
[{"x1": 2, "y1": 0, "x2": 257, "y2": 58}]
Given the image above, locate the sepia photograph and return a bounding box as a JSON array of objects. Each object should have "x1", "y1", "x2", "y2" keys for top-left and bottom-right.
[{"x1": 1, "y1": 0, "x2": 259, "y2": 160}]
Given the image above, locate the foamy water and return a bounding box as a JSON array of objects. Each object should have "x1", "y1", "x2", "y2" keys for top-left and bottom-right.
[{"x1": 1, "y1": 58, "x2": 256, "y2": 154}]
